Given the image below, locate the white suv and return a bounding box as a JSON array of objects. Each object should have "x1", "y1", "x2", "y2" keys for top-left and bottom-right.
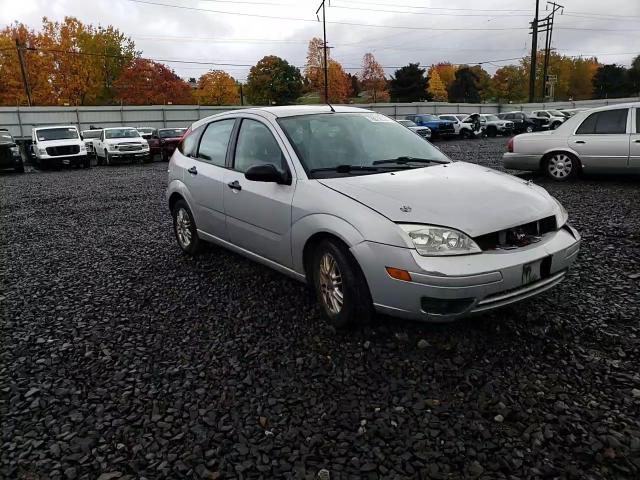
[
  {"x1": 95, "y1": 127, "x2": 151, "y2": 165},
  {"x1": 31, "y1": 125, "x2": 89, "y2": 170}
]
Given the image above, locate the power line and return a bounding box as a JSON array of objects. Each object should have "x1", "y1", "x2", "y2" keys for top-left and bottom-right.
[{"x1": 329, "y1": 5, "x2": 531, "y2": 17}]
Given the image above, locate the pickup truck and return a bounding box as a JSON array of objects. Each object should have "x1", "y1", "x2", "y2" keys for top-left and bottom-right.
[
  {"x1": 146, "y1": 128, "x2": 187, "y2": 161},
  {"x1": 404, "y1": 114, "x2": 455, "y2": 138},
  {"x1": 81, "y1": 129, "x2": 102, "y2": 158},
  {"x1": 530, "y1": 110, "x2": 566, "y2": 130},
  {"x1": 478, "y1": 114, "x2": 514, "y2": 137},
  {"x1": 95, "y1": 127, "x2": 151, "y2": 165},
  {"x1": 31, "y1": 125, "x2": 89, "y2": 170},
  {"x1": 497, "y1": 112, "x2": 548, "y2": 134},
  {"x1": 0, "y1": 129, "x2": 24, "y2": 173}
]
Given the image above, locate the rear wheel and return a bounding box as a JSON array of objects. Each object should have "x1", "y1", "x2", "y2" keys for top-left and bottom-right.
[
  {"x1": 525, "y1": 125, "x2": 534, "y2": 133},
  {"x1": 544, "y1": 152, "x2": 579, "y2": 181},
  {"x1": 172, "y1": 199, "x2": 201, "y2": 255},
  {"x1": 312, "y1": 239, "x2": 373, "y2": 328}
]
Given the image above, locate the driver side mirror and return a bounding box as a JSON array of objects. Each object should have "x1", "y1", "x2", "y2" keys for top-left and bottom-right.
[{"x1": 245, "y1": 163, "x2": 290, "y2": 185}]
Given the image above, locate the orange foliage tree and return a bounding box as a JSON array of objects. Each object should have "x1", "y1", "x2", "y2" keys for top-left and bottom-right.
[
  {"x1": 196, "y1": 70, "x2": 239, "y2": 105},
  {"x1": 305, "y1": 37, "x2": 352, "y2": 103},
  {"x1": 434, "y1": 63, "x2": 458, "y2": 91},
  {"x1": 114, "y1": 58, "x2": 194, "y2": 105},
  {"x1": 426, "y1": 66, "x2": 448, "y2": 102},
  {"x1": 360, "y1": 52, "x2": 389, "y2": 102}
]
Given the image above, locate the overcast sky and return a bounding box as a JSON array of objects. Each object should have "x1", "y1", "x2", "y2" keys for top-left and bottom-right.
[{"x1": 2, "y1": 0, "x2": 638, "y2": 81}]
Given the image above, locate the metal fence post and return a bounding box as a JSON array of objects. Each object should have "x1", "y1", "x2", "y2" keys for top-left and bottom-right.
[
  {"x1": 162, "y1": 105, "x2": 167, "y2": 127},
  {"x1": 120, "y1": 102, "x2": 125, "y2": 125},
  {"x1": 75, "y1": 107, "x2": 81, "y2": 130},
  {"x1": 394, "y1": 104, "x2": 397, "y2": 119},
  {"x1": 16, "y1": 105, "x2": 24, "y2": 138}
]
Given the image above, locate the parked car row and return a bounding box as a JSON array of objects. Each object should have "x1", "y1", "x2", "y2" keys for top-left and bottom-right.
[{"x1": 0, "y1": 125, "x2": 187, "y2": 173}]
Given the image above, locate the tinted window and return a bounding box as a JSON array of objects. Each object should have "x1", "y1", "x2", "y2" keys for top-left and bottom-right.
[
  {"x1": 234, "y1": 119, "x2": 285, "y2": 173},
  {"x1": 105, "y1": 128, "x2": 140, "y2": 139},
  {"x1": 159, "y1": 128, "x2": 186, "y2": 139},
  {"x1": 198, "y1": 120, "x2": 235, "y2": 166},
  {"x1": 178, "y1": 125, "x2": 203, "y2": 157},
  {"x1": 577, "y1": 109, "x2": 628, "y2": 135},
  {"x1": 36, "y1": 128, "x2": 79, "y2": 141}
]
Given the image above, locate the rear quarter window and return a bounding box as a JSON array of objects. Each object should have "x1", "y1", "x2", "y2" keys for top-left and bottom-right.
[{"x1": 178, "y1": 125, "x2": 204, "y2": 157}]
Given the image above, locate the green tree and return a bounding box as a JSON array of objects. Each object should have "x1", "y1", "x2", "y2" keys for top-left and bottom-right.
[
  {"x1": 448, "y1": 67, "x2": 480, "y2": 103},
  {"x1": 469, "y1": 65, "x2": 494, "y2": 101},
  {"x1": 389, "y1": 63, "x2": 429, "y2": 102},
  {"x1": 492, "y1": 65, "x2": 526, "y2": 102},
  {"x1": 592, "y1": 64, "x2": 631, "y2": 99},
  {"x1": 628, "y1": 55, "x2": 640, "y2": 96},
  {"x1": 246, "y1": 55, "x2": 302, "y2": 105}
]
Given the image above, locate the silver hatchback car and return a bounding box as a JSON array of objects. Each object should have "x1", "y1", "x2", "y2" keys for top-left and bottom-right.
[{"x1": 167, "y1": 106, "x2": 580, "y2": 326}]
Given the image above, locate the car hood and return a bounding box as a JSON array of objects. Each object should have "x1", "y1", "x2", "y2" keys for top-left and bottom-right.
[
  {"x1": 37, "y1": 138, "x2": 83, "y2": 146},
  {"x1": 317, "y1": 162, "x2": 558, "y2": 237}
]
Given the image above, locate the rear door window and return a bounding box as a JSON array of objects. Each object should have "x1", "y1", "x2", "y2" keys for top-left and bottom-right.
[
  {"x1": 197, "y1": 119, "x2": 235, "y2": 166},
  {"x1": 576, "y1": 109, "x2": 628, "y2": 135}
]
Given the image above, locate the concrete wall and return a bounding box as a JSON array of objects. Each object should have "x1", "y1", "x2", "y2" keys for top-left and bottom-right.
[{"x1": 2, "y1": 97, "x2": 638, "y2": 139}]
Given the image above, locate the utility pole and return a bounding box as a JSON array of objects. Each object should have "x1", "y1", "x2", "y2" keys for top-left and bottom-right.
[
  {"x1": 15, "y1": 39, "x2": 32, "y2": 107},
  {"x1": 239, "y1": 83, "x2": 244, "y2": 106},
  {"x1": 528, "y1": 0, "x2": 540, "y2": 103},
  {"x1": 316, "y1": 0, "x2": 329, "y2": 103},
  {"x1": 541, "y1": 2, "x2": 564, "y2": 100}
]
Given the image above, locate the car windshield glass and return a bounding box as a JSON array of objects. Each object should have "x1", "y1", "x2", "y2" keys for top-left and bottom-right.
[
  {"x1": 105, "y1": 129, "x2": 140, "y2": 139},
  {"x1": 548, "y1": 110, "x2": 564, "y2": 116},
  {"x1": 0, "y1": 132, "x2": 14, "y2": 144},
  {"x1": 137, "y1": 128, "x2": 154, "y2": 134},
  {"x1": 82, "y1": 130, "x2": 101, "y2": 139},
  {"x1": 278, "y1": 112, "x2": 450, "y2": 178},
  {"x1": 397, "y1": 120, "x2": 416, "y2": 127},
  {"x1": 484, "y1": 115, "x2": 499, "y2": 121},
  {"x1": 36, "y1": 128, "x2": 78, "y2": 141},
  {"x1": 159, "y1": 128, "x2": 186, "y2": 138},
  {"x1": 421, "y1": 115, "x2": 437, "y2": 121}
]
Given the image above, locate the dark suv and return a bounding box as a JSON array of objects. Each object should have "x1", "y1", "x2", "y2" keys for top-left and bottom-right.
[
  {"x1": 497, "y1": 111, "x2": 548, "y2": 134},
  {"x1": 0, "y1": 129, "x2": 24, "y2": 173}
]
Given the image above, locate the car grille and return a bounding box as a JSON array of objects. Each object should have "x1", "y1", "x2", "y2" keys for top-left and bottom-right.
[
  {"x1": 46, "y1": 145, "x2": 80, "y2": 156},
  {"x1": 505, "y1": 122, "x2": 514, "y2": 128},
  {"x1": 473, "y1": 216, "x2": 557, "y2": 251},
  {"x1": 416, "y1": 129, "x2": 430, "y2": 138},
  {"x1": 118, "y1": 144, "x2": 142, "y2": 152}
]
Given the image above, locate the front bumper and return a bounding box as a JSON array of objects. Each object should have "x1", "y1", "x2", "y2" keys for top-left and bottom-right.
[
  {"x1": 351, "y1": 225, "x2": 580, "y2": 322},
  {"x1": 109, "y1": 151, "x2": 150, "y2": 161},
  {"x1": 0, "y1": 155, "x2": 23, "y2": 168},
  {"x1": 503, "y1": 152, "x2": 543, "y2": 171},
  {"x1": 38, "y1": 154, "x2": 87, "y2": 166}
]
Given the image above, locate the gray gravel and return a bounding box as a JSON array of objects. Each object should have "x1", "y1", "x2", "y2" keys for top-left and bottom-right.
[{"x1": 2, "y1": 138, "x2": 640, "y2": 479}]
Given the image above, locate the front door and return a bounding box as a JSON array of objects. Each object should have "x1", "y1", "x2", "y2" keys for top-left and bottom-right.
[
  {"x1": 186, "y1": 118, "x2": 236, "y2": 240},
  {"x1": 223, "y1": 118, "x2": 296, "y2": 267},
  {"x1": 630, "y1": 108, "x2": 640, "y2": 172},
  {"x1": 569, "y1": 108, "x2": 630, "y2": 173}
]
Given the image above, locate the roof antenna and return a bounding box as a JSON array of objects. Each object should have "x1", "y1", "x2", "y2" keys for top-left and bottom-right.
[{"x1": 327, "y1": 102, "x2": 335, "y2": 113}]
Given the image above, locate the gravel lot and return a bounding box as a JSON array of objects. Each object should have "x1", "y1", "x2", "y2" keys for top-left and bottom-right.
[{"x1": 2, "y1": 138, "x2": 639, "y2": 480}]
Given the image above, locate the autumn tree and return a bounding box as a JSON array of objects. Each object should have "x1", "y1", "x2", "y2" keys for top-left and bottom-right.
[
  {"x1": 304, "y1": 37, "x2": 352, "y2": 103},
  {"x1": 426, "y1": 65, "x2": 448, "y2": 102},
  {"x1": 389, "y1": 63, "x2": 429, "y2": 102},
  {"x1": 592, "y1": 64, "x2": 631, "y2": 99},
  {"x1": 469, "y1": 65, "x2": 494, "y2": 101},
  {"x1": 195, "y1": 70, "x2": 239, "y2": 105},
  {"x1": 492, "y1": 65, "x2": 527, "y2": 102},
  {"x1": 246, "y1": 55, "x2": 302, "y2": 105},
  {"x1": 114, "y1": 58, "x2": 193, "y2": 105},
  {"x1": 360, "y1": 52, "x2": 388, "y2": 103},
  {"x1": 434, "y1": 63, "x2": 457, "y2": 91}
]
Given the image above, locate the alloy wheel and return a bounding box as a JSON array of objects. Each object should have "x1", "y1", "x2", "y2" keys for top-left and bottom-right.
[
  {"x1": 318, "y1": 252, "x2": 343, "y2": 315},
  {"x1": 548, "y1": 153, "x2": 573, "y2": 179},
  {"x1": 175, "y1": 208, "x2": 192, "y2": 249}
]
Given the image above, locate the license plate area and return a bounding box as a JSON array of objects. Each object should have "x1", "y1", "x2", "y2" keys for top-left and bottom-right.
[{"x1": 522, "y1": 256, "x2": 552, "y2": 285}]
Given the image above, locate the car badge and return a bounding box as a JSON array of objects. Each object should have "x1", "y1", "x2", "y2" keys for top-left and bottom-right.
[{"x1": 400, "y1": 205, "x2": 412, "y2": 213}]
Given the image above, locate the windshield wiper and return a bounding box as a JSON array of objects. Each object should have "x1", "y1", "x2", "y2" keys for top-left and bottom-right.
[
  {"x1": 372, "y1": 156, "x2": 448, "y2": 165},
  {"x1": 309, "y1": 164, "x2": 381, "y2": 174}
]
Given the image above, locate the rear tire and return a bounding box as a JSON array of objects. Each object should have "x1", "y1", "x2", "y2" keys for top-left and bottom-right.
[
  {"x1": 312, "y1": 239, "x2": 373, "y2": 328},
  {"x1": 525, "y1": 125, "x2": 534, "y2": 133},
  {"x1": 172, "y1": 199, "x2": 201, "y2": 255},
  {"x1": 544, "y1": 152, "x2": 579, "y2": 181}
]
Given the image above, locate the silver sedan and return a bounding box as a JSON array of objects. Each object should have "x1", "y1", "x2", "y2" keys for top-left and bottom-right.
[
  {"x1": 167, "y1": 106, "x2": 580, "y2": 326},
  {"x1": 504, "y1": 102, "x2": 640, "y2": 181}
]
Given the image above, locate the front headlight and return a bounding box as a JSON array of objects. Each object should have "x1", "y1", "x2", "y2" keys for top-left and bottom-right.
[
  {"x1": 553, "y1": 197, "x2": 569, "y2": 227},
  {"x1": 399, "y1": 224, "x2": 482, "y2": 256},
  {"x1": 79, "y1": 144, "x2": 86, "y2": 151},
  {"x1": 10, "y1": 146, "x2": 20, "y2": 155},
  {"x1": 107, "y1": 143, "x2": 117, "y2": 151},
  {"x1": 38, "y1": 147, "x2": 46, "y2": 155}
]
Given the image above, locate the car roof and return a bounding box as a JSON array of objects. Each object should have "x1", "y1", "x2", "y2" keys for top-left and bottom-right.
[
  {"x1": 103, "y1": 126, "x2": 138, "y2": 130},
  {"x1": 34, "y1": 125, "x2": 78, "y2": 131}
]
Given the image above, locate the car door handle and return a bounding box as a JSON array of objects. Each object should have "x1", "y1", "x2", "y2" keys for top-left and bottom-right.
[
  {"x1": 227, "y1": 180, "x2": 242, "y2": 191},
  {"x1": 188, "y1": 166, "x2": 197, "y2": 175},
  {"x1": 575, "y1": 140, "x2": 586, "y2": 144},
  {"x1": 634, "y1": 139, "x2": 640, "y2": 143}
]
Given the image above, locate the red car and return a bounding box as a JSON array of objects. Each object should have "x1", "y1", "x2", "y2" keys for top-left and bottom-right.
[{"x1": 147, "y1": 128, "x2": 187, "y2": 161}]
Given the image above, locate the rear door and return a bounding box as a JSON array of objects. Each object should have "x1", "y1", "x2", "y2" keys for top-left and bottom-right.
[
  {"x1": 630, "y1": 108, "x2": 640, "y2": 172},
  {"x1": 569, "y1": 108, "x2": 630, "y2": 173},
  {"x1": 185, "y1": 118, "x2": 237, "y2": 240},
  {"x1": 223, "y1": 116, "x2": 296, "y2": 267}
]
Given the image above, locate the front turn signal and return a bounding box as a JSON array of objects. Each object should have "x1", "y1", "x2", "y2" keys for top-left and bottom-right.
[{"x1": 385, "y1": 267, "x2": 412, "y2": 282}]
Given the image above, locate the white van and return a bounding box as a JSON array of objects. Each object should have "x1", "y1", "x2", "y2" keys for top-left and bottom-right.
[{"x1": 31, "y1": 125, "x2": 89, "y2": 169}]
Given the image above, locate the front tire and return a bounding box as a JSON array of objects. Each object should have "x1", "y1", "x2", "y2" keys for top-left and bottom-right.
[
  {"x1": 312, "y1": 239, "x2": 373, "y2": 328},
  {"x1": 544, "y1": 152, "x2": 579, "y2": 181},
  {"x1": 525, "y1": 125, "x2": 534, "y2": 133},
  {"x1": 105, "y1": 150, "x2": 112, "y2": 166},
  {"x1": 83, "y1": 156, "x2": 91, "y2": 169},
  {"x1": 460, "y1": 129, "x2": 471, "y2": 139},
  {"x1": 172, "y1": 199, "x2": 201, "y2": 255},
  {"x1": 487, "y1": 126, "x2": 497, "y2": 138}
]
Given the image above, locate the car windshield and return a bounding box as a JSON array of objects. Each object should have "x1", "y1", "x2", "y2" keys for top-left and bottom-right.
[
  {"x1": 548, "y1": 110, "x2": 564, "y2": 116},
  {"x1": 484, "y1": 115, "x2": 500, "y2": 121},
  {"x1": 278, "y1": 112, "x2": 450, "y2": 178},
  {"x1": 137, "y1": 128, "x2": 154, "y2": 134},
  {"x1": 36, "y1": 128, "x2": 79, "y2": 141},
  {"x1": 0, "y1": 132, "x2": 14, "y2": 144},
  {"x1": 397, "y1": 120, "x2": 416, "y2": 127},
  {"x1": 105, "y1": 128, "x2": 141, "y2": 139},
  {"x1": 420, "y1": 115, "x2": 438, "y2": 121},
  {"x1": 159, "y1": 128, "x2": 186, "y2": 138},
  {"x1": 82, "y1": 130, "x2": 102, "y2": 139}
]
